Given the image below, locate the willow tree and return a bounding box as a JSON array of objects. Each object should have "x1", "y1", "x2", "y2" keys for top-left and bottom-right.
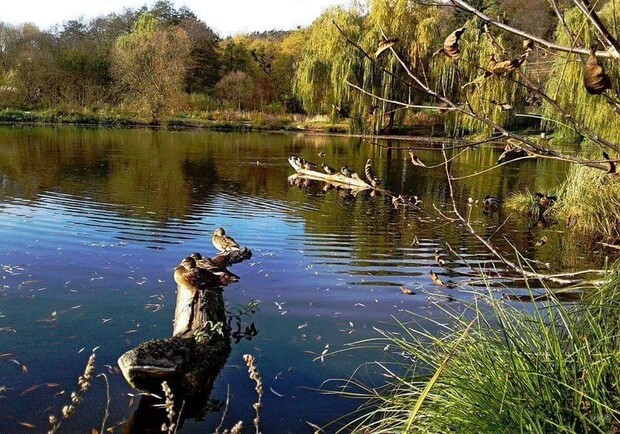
[
  {"x1": 294, "y1": 6, "x2": 364, "y2": 123},
  {"x1": 112, "y1": 13, "x2": 190, "y2": 121},
  {"x1": 543, "y1": 3, "x2": 620, "y2": 144}
]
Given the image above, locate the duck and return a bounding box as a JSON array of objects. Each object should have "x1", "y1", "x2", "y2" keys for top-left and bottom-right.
[
  {"x1": 482, "y1": 196, "x2": 501, "y2": 214},
  {"x1": 584, "y1": 44, "x2": 611, "y2": 95},
  {"x1": 190, "y1": 252, "x2": 239, "y2": 284},
  {"x1": 408, "y1": 148, "x2": 427, "y2": 167},
  {"x1": 392, "y1": 195, "x2": 405, "y2": 208},
  {"x1": 534, "y1": 192, "x2": 557, "y2": 208},
  {"x1": 442, "y1": 27, "x2": 465, "y2": 60},
  {"x1": 322, "y1": 163, "x2": 338, "y2": 175},
  {"x1": 340, "y1": 166, "x2": 353, "y2": 177},
  {"x1": 303, "y1": 160, "x2": 317, "y2": 171},
  {"x1": 212, "y1": 228, "x2": 241, "y2": 252},
  {"x1": 174, "y1": 256, "x2": 222, "y2": 289}
]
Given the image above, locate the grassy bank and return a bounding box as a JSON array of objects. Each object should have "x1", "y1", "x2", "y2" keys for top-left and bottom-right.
[
  {"x1": 333, "y1": 271, "x2": 620, "y2": 433},
  {"x1": 0, "y1": 107, "x2": 452, "y2": 138}
]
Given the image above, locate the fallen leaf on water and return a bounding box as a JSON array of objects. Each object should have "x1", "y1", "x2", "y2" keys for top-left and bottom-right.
[
  {"x1": 125, "y1": 329, "x2": 139, "y2": 334},
  {"x1": 20, "y1": 384, "x2": 43, "y2": 396},
  {"x1": 70, "y1": 305, "x2": 82, "y2": 310},
  {"x1": 306, "y1": 421, "x2": 325, "y2": 433},
  {"x1": 400, "y1": 286, "x2": 415, "y2": 295},
  {"x1": 429, "y1": 270, "x2": 444, "y2": 286},
  {"x1": 0, "y1": 353, "x2": 13, "y2": 359},
  {"x1": 101, "y1": 318, "x2": 112, "y2": 323},
  {"x1": 0, "y1": 327, "x2": 16, "y2": 333},
  {"x1": 92, "y1": 428, "x2": 99, "y2": 434},
  {"x1": 269, "y1": 386, "x2": 283, "y2": 397},
  {"x1": 22, "y1": 364, "x2": 28, "y2": 374},
  {"x1": 297, "y1": 323, "x2": 308, "y2": 329},
  {"x1": 19, "y1": 422, "x2": 36, "y2": 429}
]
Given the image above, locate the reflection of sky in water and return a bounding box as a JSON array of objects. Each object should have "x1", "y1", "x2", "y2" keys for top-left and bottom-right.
[{"x1": 0, "y1": 126, "x2": 584, "y2": 432}]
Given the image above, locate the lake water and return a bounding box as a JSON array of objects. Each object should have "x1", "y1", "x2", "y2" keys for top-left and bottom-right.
[{"x1": 0, "y1": 126, "x2": 594, "y2": 433}]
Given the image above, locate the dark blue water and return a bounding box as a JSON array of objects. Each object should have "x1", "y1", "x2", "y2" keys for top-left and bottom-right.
[{"x1": 0, "y1": 126, "x2": 584, "y2": 433}]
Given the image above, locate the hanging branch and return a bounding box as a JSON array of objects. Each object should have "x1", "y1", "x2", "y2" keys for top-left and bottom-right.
[
  {"x1": 575, "y1": 0, "x2": 620, "y2": 56},
  {"x1": 448, "y1": 0, "x2": 620, "y2": 59}
]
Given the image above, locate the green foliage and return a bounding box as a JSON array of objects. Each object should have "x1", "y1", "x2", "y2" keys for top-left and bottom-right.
[
  {"x1": 543, "y1": 4, "x2": 620, "y2": 143},
  {"x1": 112, "y1": 13, "x2": 191, "y2": 121},
  {"x1": 336, "y1": 271, "x2": 620, "y2": 433}
]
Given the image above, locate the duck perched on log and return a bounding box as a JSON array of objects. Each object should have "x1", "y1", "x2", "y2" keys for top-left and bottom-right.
[
  {"x1": 212, "y1": 227, "x2": 240, "y2": 252},
  {"x1": 288, "y1": 156, "x2": 373, "y2": 189}
]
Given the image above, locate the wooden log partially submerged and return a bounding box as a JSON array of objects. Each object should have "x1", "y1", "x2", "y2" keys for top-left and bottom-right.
[{"x1": 288, "y1": 156, "x2": 374, "y2": 189}]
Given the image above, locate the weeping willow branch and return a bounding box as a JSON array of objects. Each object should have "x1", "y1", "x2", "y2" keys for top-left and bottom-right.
[
  {"x1": 483, "y1": 26, "x2": 620, "y2": 155},
  {"x1": 575, "y1": 0, "x2": 620, "y2": 55},
  {"x1": 449, "y1": 0, "x2": 620, "y2": 59}
]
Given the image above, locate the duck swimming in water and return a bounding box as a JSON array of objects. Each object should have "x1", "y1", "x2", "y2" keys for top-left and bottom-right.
[
  {"x1": 482, "y1": 196, "x2": 501, "y2": 214},
  {"x1": 212, "y1": 228, "x2": 241, "y2": 252}
]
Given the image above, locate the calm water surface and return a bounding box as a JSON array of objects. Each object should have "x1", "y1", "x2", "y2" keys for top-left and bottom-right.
[{"x1": 0, "y1": 126, "x2": 593, "y2": 433}]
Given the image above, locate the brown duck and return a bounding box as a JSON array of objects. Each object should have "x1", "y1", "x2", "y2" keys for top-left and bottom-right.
[
  {"x1": 190, "y1": 252, "x2": 239, "y2": 284},
  {"x1": 174, "y1": 257, "x2": 223, "y2": 289},
  {"x1": 584, "y1": 45, "x2": 611, "y2": 95},
  {"x1": 212, "y1": 228, "x2": 241, "y2": 252}
]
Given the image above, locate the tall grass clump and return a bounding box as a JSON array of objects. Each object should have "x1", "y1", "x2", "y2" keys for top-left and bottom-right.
[
  {"x1": 555, "y1": 165, "x2": 620, "y2": 244},
  {"x1": 334, "y1": 271, "x2": 620, "y2": 433}
]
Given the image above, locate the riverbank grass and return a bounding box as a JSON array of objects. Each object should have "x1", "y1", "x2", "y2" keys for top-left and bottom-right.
[{"x1": 335, "y1": 272, "x2": 620, "y2": 433}]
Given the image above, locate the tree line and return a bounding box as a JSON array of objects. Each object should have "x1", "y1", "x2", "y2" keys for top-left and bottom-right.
[{"x1": 1, "y1": 0, "x2": 614, "y2": 141}]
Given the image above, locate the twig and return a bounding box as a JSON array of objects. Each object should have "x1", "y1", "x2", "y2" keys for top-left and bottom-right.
[
  {"x1": 449, "y1": 0, "x2": 620, "y2": 58},
  {"x1": 214, "y1": 385, "x2": 231, "y2": 434}
]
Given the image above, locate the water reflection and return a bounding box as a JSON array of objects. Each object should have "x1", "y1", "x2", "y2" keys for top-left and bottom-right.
[{"x1": 0, "y1": 126, "x2": 592, "y2": 433}]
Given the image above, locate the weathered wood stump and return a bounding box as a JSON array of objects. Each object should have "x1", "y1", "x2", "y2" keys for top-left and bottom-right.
[{"x1": 118, "y1": 246, "x2": 252, "y2": 431}]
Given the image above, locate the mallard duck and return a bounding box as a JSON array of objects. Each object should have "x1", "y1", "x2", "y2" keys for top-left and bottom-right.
[
  {"x1": 212, "y1": 228, "x2": 241, "y2": 252},
  {"x1": 322, "y1": 163, "x2": 337, "y2": 175},
  {"x1": 482, "y1": 196, "x2": 501, "y2": 214},
  {"x1": 364, "y1": 159, "x2": 380, "y2": 188},
  {"x1": 443, "y1": 27, "x2": 465, "y2": 60},
  {"x1": 303, "y1": 160, "x2": 317, "y2": 170},
  {"x1": 585, "y1": 45, "x2": 611, "y2": 95},
  {"x1": 340, "y1": 166, "x2": 353, "y2": 177},
  {"x1": 174, "y1": 257, "x2": 222, "y2": 288},
  {"x1": 190, "y1": 252, "x2": 239, "y2": 284},
  {"x1": 534, "y1": 192, "x2": 557, "y2": 208},
  {"x1": 376, "y1": 38, "x2": 399, "y2": 58}
]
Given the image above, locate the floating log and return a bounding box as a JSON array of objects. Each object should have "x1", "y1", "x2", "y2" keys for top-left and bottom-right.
[{"x1": 288, "y1": 156, "x2": 373, "y2": 189}]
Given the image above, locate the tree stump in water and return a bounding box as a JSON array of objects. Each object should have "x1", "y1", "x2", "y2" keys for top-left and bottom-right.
[{"x1": 118, "y1": 247, "x2": 252, "y2": 395}]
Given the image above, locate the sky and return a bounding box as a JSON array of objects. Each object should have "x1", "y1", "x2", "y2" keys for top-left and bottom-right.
[{"x1": 1, "y1": 0, "x2": 352, "y2": 36}]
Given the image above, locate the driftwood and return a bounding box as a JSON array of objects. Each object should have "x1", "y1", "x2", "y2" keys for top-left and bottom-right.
[
  {"x1": 118, "y1": 245, "x2": 252, "y2": 432},
  {"x1": 288, "y1": 156, "x2": 374, "y2": 189}
]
